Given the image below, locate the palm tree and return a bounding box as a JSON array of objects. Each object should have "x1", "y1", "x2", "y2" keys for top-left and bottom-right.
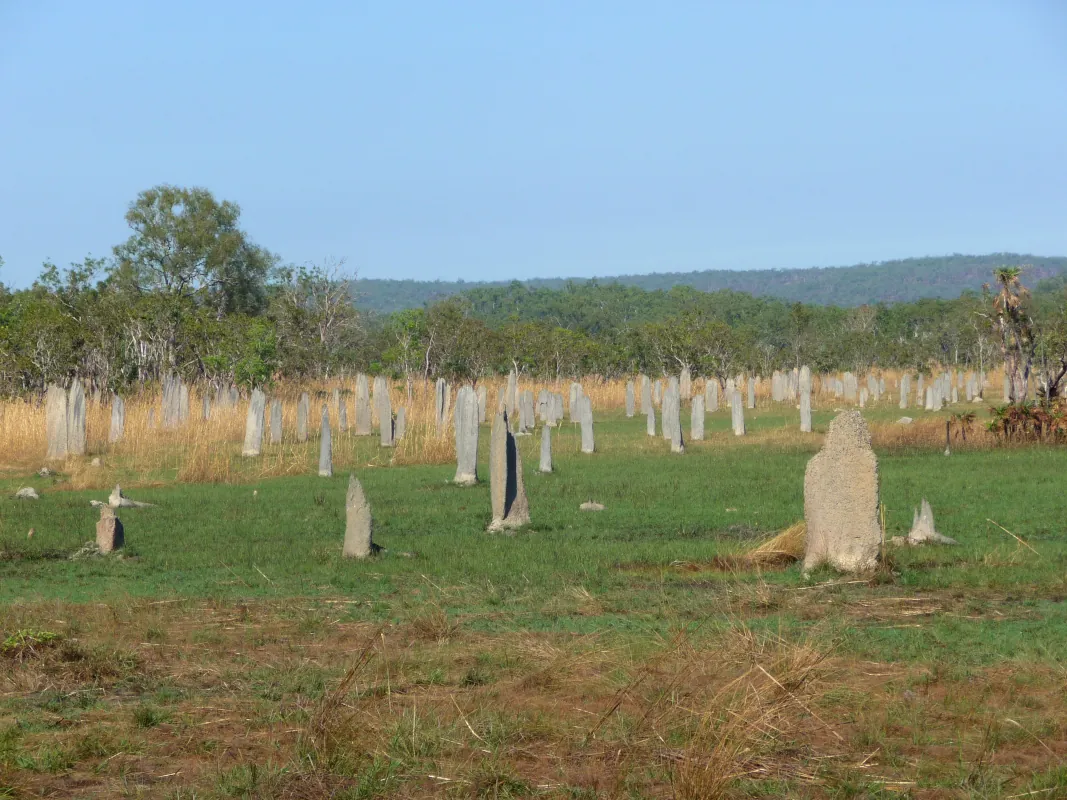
[{"x1": 985, "y1": 267, "x2": 1034, "y2": 403}]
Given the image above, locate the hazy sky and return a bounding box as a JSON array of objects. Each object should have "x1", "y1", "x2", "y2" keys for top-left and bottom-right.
[{"x1": 2, "y1": 1, "x2": 1066, "y2": 288}]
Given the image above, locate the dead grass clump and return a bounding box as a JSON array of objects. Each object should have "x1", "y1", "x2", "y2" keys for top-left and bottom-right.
[
  {"x1": 4, "y1": 638, "x2": 145, "y2": 696},
  {"x1": 727, "y1": 574, "x2": 783, "y2": 613},
  {"x1": 541, "y1": 585, "x2": 607, "y2": 617},
  {"x1": 513, "y1": 635, "x2": 619, "y2": 692},
  {"x1": 707, "y1": 522, "x2": 807, "y2": 572},
  {"x1": 300, "y1": 633, "x2": 378, "y2": 764},
  {"x1": 869, "y1": 415, "x2": 998, "y2": 452},
  {"x1": 54, "y1": 641, "x2": 144, "y2": 684},
  {"x1": 670, "y1": 632, "x2": 830, "y2": 799},
  {"x1": 982, "y1": 545, "x2": 1030, "y2": 567},
  {"x1": 389, "y1": 379, "x2": 457, "y2": 465},
  {"x1": 408, "y1": 605, "x2": 460, "y2": 643},
  {"x1": 745, "y1": 521, "x2": 806, "y2": 566},
  {"x1": 585, "y1": 626, "x2": 832, "y2": 798}
]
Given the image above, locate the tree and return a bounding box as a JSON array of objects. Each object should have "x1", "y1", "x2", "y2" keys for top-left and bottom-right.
[
  {"x1": 844, "y1": 304, "x2": 879, "y2": 372},
  {"x1": 1030, "y1": 280, "x2": 1067, "y2": 403},
  {"x1": 697, "y1": 320, "x2": 751, "y2": 389},
  {"x1": 538, "y1": 325, "x2": 593, "y2": 380},
  {"x1": 635, "y1": 313, "x2": 750, "y2": 388},
  {"x1": 787, "y1": 303, "x2": 813, "y2": 369},
  {"x1": 638, "y1": 314, "x2": 703, "y2": 377},
  {"x1": 498, "y1": 321, "x2": 545, "y2": 377},
  {"x1": 421, "y1": 297, "x2": 479, "y2": 380},
  {"x1": 111, "y1": 185, "x2": 275, "y2": 317},
  {"x1": 983, "y1": 267, "x2": 1034, "y2": 402},
  {"x1": 382, "y1": 309, "x2": 427, "y2": 400},
  {"x1": 271, "y1": 258, "x2": 363, "y2": 377}
]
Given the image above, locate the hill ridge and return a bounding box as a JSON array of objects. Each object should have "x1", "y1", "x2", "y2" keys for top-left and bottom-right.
[{"x1": 353, "y1": 252, "x2": 1067, "y2": 314}]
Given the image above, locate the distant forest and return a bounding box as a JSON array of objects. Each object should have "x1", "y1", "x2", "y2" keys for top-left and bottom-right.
[
  {"x1": 354, "y1": 253, "x2": 1067, "y2": 314},
  {"x1": 8, "y1": 185, "x2": 1067, "y2": 397}
]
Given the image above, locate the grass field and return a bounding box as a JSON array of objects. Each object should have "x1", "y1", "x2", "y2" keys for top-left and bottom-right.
[{"x1": 2, "y1": 403, "x2": 1065, "y2": 798}]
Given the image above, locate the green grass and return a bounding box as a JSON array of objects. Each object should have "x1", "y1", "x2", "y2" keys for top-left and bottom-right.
[
  {"x1": 2, "y1": 406, "x2": 1065, "y2": 798},
  {"x1": 2, "y1": 408, "x2": 1065, "y2": 661}
]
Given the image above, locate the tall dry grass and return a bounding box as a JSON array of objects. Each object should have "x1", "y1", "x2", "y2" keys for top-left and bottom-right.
[
  {"x1": 1, "y1": 377, "x2": 472, "y2": 485},
  {"x1": 0, "y1": 367, "x2": 1009, "y2": 486},
  {"x1": 668, "y1": 627, "x2": 831, "y2": 798},
  {"x1": 389, "y1": 380, "x2": 455, "y2": 466}
]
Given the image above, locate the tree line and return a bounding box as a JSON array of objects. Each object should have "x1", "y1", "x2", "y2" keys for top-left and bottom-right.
[
  {"x1": 353, "y1": 253, "x2": 1067, "y2": 313},
  {"x1": 3, "y1": 185, "x2": 1065, "y2": 401}
]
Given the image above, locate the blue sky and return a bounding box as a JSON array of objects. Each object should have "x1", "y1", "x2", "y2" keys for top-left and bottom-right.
[{"x1": 1, "y1": 1, "x2": 1066, "y2": 288}]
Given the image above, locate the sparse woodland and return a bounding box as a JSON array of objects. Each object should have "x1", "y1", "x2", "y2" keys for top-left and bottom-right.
[{"x1": 5, "y1": 186, "x2": 1067, "y2": 407}]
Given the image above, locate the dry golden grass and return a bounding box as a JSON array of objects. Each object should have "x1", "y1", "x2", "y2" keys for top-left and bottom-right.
[
  {"x1": 745, "y1": 521, "x2": 807, "y2": 567},
  {"x1": 2, "y1": 580, "x2": 1066, "y2": 795},
  {"x1": 389, "y1": 383, "x2": 456, "y2": 466},
  {"x1": 0, "y1": 367, "x2": 1008, "y2": 484},
  {"x1": 669, "y1": 628, "x2": 831, "y2": 798}
]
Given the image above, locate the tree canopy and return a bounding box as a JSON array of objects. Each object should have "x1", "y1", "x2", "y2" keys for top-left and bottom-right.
[{"x1": 1, "y1": 185, "x2": 1065, "y2": 396}]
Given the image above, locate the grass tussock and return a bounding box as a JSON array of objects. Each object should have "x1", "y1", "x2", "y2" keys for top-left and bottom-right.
[
  {"x1": 697, "y1": 522, "x2": 806, "y2": 572},
  {"x1": 300, "y1": 632, "x2": 379, "y2": 764},
  {"x1": 670, "y1": 629, "x2": 831, "y2": 798},
  {"x1": 408, "y1": 605, "x2": 461, "y2": 642},
  {"x1": 744, "y1": 521, "x2": 806, "y2": 567}
]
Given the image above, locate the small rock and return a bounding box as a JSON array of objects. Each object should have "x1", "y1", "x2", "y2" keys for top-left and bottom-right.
[
  {"x1": 15, "y1": 487, "x2": 39, "y2": 500},
  {"x1": 579, "y1": 502, "x2": 605, "y2": 512},
  {"x1": 896, "y1": 417, "x2": 913, "y2": 425},
  {"x1": 90, "y1": 457, "x2": 101, "y2": 468},
  {"x1": 37, "y1": 467, "x2": 53, "y2": 478}
]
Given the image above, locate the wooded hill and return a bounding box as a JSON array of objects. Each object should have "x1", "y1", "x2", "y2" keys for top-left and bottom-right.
[{"x1": 354, "y1": 253, "x2": 1067, "y2": 313}]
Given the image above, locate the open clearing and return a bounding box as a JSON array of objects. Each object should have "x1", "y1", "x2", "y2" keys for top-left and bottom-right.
[{"x1": 2, "y1": 407, "x2": 1067, "y2": 798}]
